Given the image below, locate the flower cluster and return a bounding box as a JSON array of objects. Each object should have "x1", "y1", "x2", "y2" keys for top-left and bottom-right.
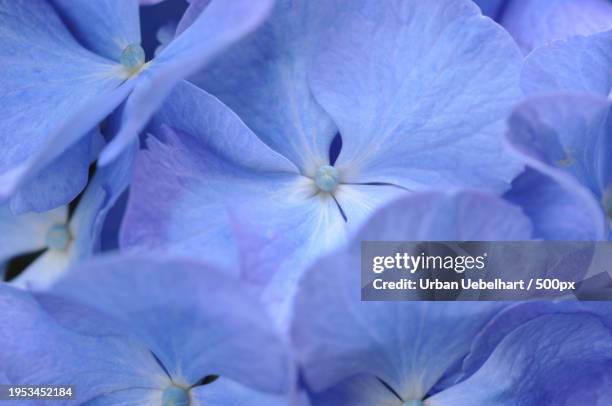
[{"x1": 0, "y1": 0, "x2": 611, "y2": 405}]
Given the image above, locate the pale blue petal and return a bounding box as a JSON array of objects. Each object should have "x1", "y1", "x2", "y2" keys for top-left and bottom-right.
[
  {"x1": 175, "y1": 0, "x2": 210, "y2": 37},
  {"x1": 0, "y1": 284, "x2": 168, "y2": 404},
  {"x1": 99, "y1": 0, "x2": 274, "y2": 165},
  {"x1": 192, "y1": 378, "x2": 291, "y2": 406},
  {"x1": 350, "y1": 190, "x2": 533, "y2": 242},
  {"x1": 191, "y1": 0, "x2": 339, "y2": 174},
  {"x1": 51, "y1": 0, "x2": 141, "y2": 61},
  {"x1": 460, "y1": 302, "x2": 612, "y2": 382},
  {"x1": 308, "y1": 0, "x2": 523, "y2": 192},
  {"x1": 428, "y1": 312, "x2": 612, "y2": 406},
  {"x1": 522, "y1": 29, "x2": 612, "y2": 96},
  {"x1": 501, "y1": 0, "x2": 612, "y2": 54},
  {"x1": 34, "y1": 292, "x2": 134, "y2": 338},
  {"x1": 9, "y1": 131, "x2": 94, "y2": 214},
  {"x1": 507, "y1": 94, "x2": 610, "y2": 196},
  {"x1": 505, "y1": 167, "x2": 608, "y2": 240},
  {"x1": 333, "y1": 184, "x2": 410, "y2": 235},
  {"x1": 51, "y1": 255, "x2": 293, "y2": 393}
]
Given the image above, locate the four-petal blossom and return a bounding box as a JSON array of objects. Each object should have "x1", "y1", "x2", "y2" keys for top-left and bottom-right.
[
  {"x1": 122, "y1": 0, "x2": 525, "y2": 324},
  {"x1": 0, "y1": 0, "x2": 273, "y2": 213}
]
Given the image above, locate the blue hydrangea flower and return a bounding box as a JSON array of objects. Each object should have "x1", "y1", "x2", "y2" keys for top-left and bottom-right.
[
  {"x1": 0, "y1": 255, "x2": 293, "y2": 404},
  {"x1": 121, "y1": 0, "x2": 525, "y2": 322},
  {"x1": 291, "y1": 191, "x2": 612, "y2": 404},
  {"x1": 0, "y1": 0, "x2": 273, "y2": 213},
  {"x1": 0, "y1": 143, "x2": 134, "y2": 290},
  {"x1": 475, "y1": 0, "x2": 612, "y2": 54}
]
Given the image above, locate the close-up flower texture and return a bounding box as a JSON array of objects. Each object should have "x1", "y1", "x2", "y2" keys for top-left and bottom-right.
[{"x1": 0, "y1": 0, "x2": 611, "y2": 405}]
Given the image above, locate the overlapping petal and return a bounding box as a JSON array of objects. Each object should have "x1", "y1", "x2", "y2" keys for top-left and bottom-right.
[
  {"x1": 191, "y1": 0, "x2": 338, "y2": 175},
  {"x1": 99, "y1": 0, "x2": 275, "y2": 165},
  {"x1": 308, "y1": 0, "x2": 523, "y2": 191},
  {"x1": 506, "y1": 93, "x2": 611, "y2": 238},
  {"x1": 521, "y1": 29, "x2": 612, "y2": 96},
  {"x1": 428, "y1": 311, "x2": 612, "y2": 405},
  {"x1": 51, "y1": 255, "x2": 293, "y2": 394},
  {"x1": 501, "y1": 0, "x2": 612, "y2": 54},
  {"x1": 0, "y1": 0, "x2": 129, "y2": 212},
  {"x1": 0, "y1": 284, "x2": 167, "y2": 405},
  {"x1": 51, "y1": 0, "x2": 141, "y2": 61}
]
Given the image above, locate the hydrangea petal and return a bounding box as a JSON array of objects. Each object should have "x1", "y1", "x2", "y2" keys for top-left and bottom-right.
[
  {"x1": 0, "y1": 284, "x2": 168, "y2": 404},
  {"x1": 175, "y1": 0, "x2": 210, "y2": 37},
  {"x1": 522, "y1": 30, "x2": 612, "y2": 96},
  {"x1": 505, "y1": 167, "x2": 607, "y2": 240},
  {"x1": 71, "y1": 140, "x2": 138, "y2": 258},
  {"x1": 307, "y1": 374, "x2": 405, "y2": 406},
  {"x1": 99, "y1": 0, "x2": 274, "y2": 165},
  {"x1": 507, "y1": 93, "x2": 610, "y2": 195},
  {"x1": 9, "y1": 132, "x2": 94, "y2": 214},
  {"x1": 308, "y1": 0, "x2": 523, "y2": 192},
  {"x1": 350, "y1": 190, "x2": 533, "y2": 242},
  {"x1": 428, "y1": 313, "x2": 612, "y2": 405},
  {"x1": 459, "y1": 302, "x2": 612, "y2": 382},
  {"x1": 501, "y1": 0, "x2": 612, "y2": 54},
  {"x1": 51, "y1": 0, "x2": 141, "y2": 61},
  {"x1": 192, "y1": 378, "x2": 290, "y2": 406},
  {"x1": 51, "y1": 255, "x2": 293, "y2": 393},
  {"x1": 191, "y1": 0, "x2": 339, "y2": 174}
]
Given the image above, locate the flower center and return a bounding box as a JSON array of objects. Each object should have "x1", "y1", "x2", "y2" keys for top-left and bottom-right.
[
  {"x1": 403, "y1": 401, "x2": 424, "y2": 406},
  {"x1": 315, "y1": 165, "x2": 340, "y2": 192},
  {"x1": 45, "y1": 224, "x2": 71, "y2": 251},
  {"x1": 120, "y1": 43, "x2": 146, "y2": 74},
  {"x1": 161, "y1": 385, "x2": 190, "y2": 406}
]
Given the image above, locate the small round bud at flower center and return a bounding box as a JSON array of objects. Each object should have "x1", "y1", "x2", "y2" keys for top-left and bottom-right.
[
  {"x1": 162, "y1": 385, "x2": 190, "y2": 406},
  {"x1": 45, "y1": 224, "x2": 71, "y2": 251},
  {"x1": 403, "y1": 401, "x2": 425, "y2": 406},
  {"x1": 315, "y1": 165, "x2": 340, "y2": 192},
  {"x1": 120, "y1": 43, "x2": 146, "y2": 73}
]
